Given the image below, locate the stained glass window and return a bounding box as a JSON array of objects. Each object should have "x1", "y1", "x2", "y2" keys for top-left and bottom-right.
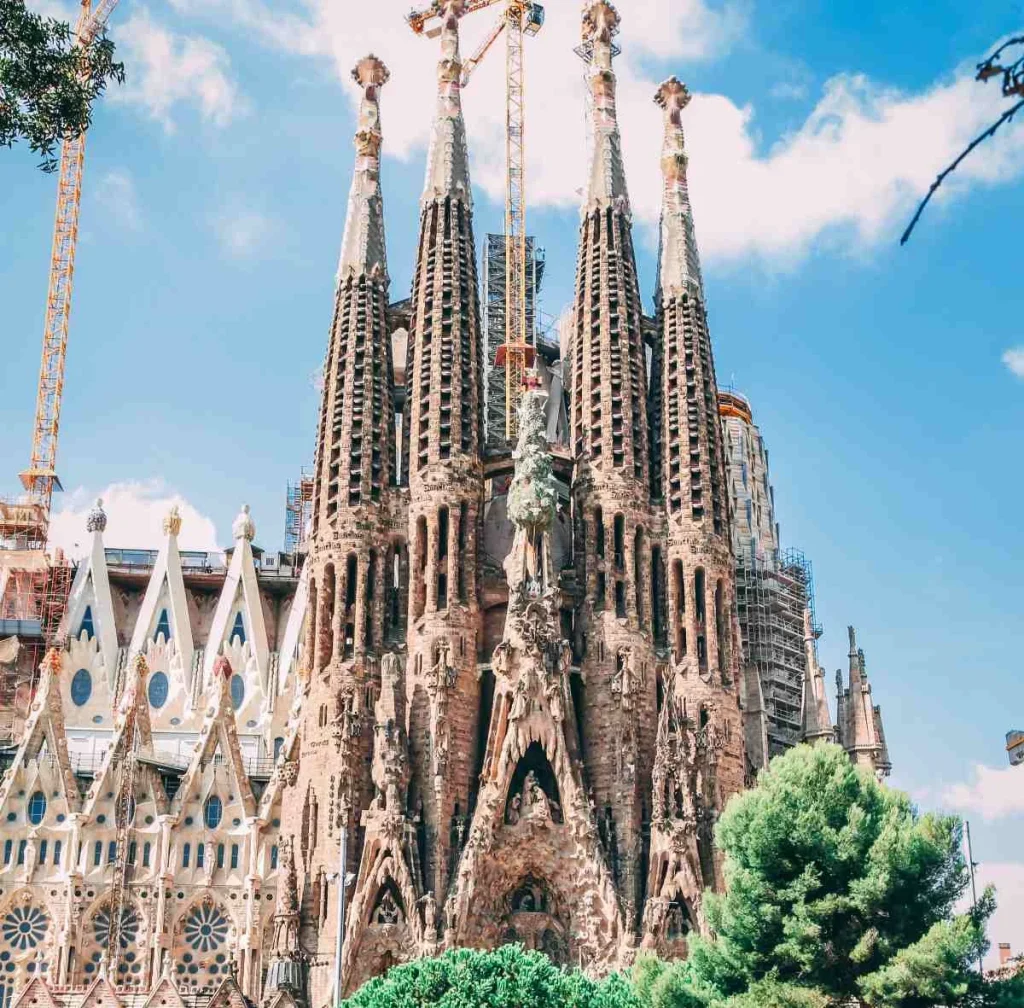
[
  {"x1": 148, "y1": 671, "x2": 169, "y2": 709},
  {"x1": 229, "y1": 675, "x2": 244, "y2": 711},
  {"x1": 182, "y1": 903, "x2": 229, "y2": 953},
  {"x1": 154, "y1": 609, "x2": 172, "y2": 641},
  {"x1": 204, "y1": 795, "x2": 223, "y2": 829},
  {"x1": 1, "y1": 906, "x2": 48, "y2": 951},
  {"x1": 230, "y1": 613, "x2": 246, "y2": 646},
  {"x1": 71, "y1": 668, "x2": 92, "y2": 706},
  {"x1": 27, "y1": 792, "x2": 46, "y2": 825},
  {"x1": 79, "y1": 606, "x2": 95, "y2": 640}
]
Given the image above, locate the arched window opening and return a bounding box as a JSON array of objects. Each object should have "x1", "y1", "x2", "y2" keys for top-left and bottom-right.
[
  {"x1": 633, "y1": 527, "x2": 644, "y2": 622},
  {"x1": 457, "y1": 502, "x2": 468, "y2": 602},
  {"x1": 71, "y1": 667, "x2": 92, "y2": 706},
  {"x1": 371, "y1": 879, "x2": 405, "y2": 926},
  {"x1": 613, "y1": 514, "x2": 625, "y2": 569},
  {"x1": 505, "y1": 742, "x2": 563, "y2": 825},
  {"x1": 27, "y1": 791, "x2": 46, "y2": 825},
  {"x1": 230, "y1": 674, "x2": 245, "y2": 710},
  {"x1": 715, "y1": 579, "x2": 727, "y2": 674},
  {"x1": 204, "y1": 794, "x2": 223, "y2": 829},
  {"x1": 154, "y1": 608, "x2": 172, "y2": 642},
  {"x1": 148, "y1": 671, "x2": 169, "y2": 709},
  {"x1": 79, "y1": 605, "x2": 95, "y2": 640},
  {"x1": 436, "y1": 506, "x2": 449, "y2": 611},
  {"x1": 413, "y1": 517, "x2": 428, "y2": 620},
  {"x1": 273, "y1": 736, "x2": 285, "y2": 761},
  {"x1": 365, "y1": 550, "x2": 377, "y2": 649},
  {"x1": 651, "y1": 547, "x2": 665, "y2": 649},
  {"x1": 615, "y1": 581, "x2": 626, "y2": 619},
  {"x1": 694, "y1": 568, "x2": 706, "y2": 624},
  {"x1": 595, "y1": 507, "x2": 605, "y2": 559},
  {"x1": 319, "y1": 563, "x2": 336, "y2": 670},
  {"x1": 344, "y1": 554, "x2": 357, "y2": 660},
  {"x1": 230, "y1": 612, "x2": 246, "y2": 646}
]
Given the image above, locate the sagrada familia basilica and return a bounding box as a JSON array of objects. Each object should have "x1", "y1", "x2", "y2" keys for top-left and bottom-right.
[{"x1": 0, "y1": 3, "x2": 891, "y2": 1007}]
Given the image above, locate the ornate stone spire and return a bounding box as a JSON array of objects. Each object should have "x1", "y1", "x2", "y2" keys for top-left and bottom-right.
[
  {"x1": 837, "y1": 626, "x2": 891, "y2": 776},
  {"x1": 800, "y1": 608, "x2": 834, "y2": 744},
  {"x1": 338, "y1": 55, "x2": 390, "y2": 281},
  {"x1": 422, "y1": 0, "x2": 472, "y2": 207},
  {"x1": 581, "y1": 2, "x2": 628, "y2": 214},
  {"x1": 655, "y1": 77, "x2": 703, "y2": 299},
  {"x1": 85, "y1": 498, "x2": 107, "y2": 534}
]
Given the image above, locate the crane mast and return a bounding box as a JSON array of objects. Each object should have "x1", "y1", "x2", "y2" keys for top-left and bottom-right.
[
  {"x1": 19, "y1": 0, "x2": 120, "y2": 527},
  {"x1": 409, "y1": 0, "x2": 543, "y2": 443}
]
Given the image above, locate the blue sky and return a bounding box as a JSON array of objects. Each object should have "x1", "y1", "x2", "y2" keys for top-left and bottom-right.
[{"x1": 2, "y1": 0, "x2": 1023, "y2": 958}]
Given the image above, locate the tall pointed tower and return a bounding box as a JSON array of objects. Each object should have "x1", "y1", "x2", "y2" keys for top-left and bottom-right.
[
  {"x1": 283, "y1": 54, "x2": 397, "y2": 1008},
  {"x1": 649, "y1": 75, "x2": 745, "y2": 899},
  {"x1": 835, "y1": 626, "x2": 891, "y2": 776},
  {"x1": 403, "y1": 0, "x2": 486, "y2": 903},
  {"x1": 569, "y1": 1, "x2": 656, "y2": 934}
]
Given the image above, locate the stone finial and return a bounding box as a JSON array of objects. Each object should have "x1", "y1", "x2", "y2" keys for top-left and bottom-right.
[
  {"x1": 582, "y1": 1, "x2": 621, "y2": 46},
  {"x1": 847, "y1": 625, "x2": 857, "y2": 653},
  {"x1": 41, "y1": 647, "x2": 62, "y2": 678},
  {"x1": 213, "y1": 655, "x2": 232, "y2": 681},
  {"x1": 232, "y1": 504, "x2": 256, "y2": 542},
  {"x1": 132, "y1": 653, "x2": 149, "y2": 681},
  {"x1": 86, "y1": 498, "x2": 107, "y2": 534},
  {"x1": 351, "y1": 53, "x2": 390, "y2": 92},
  {"x1": 655, "y1": 76, "x2": 691, "y2": 121},
  {"x1": 162, "y1": 505, "x2": 182, "y2": 537}
]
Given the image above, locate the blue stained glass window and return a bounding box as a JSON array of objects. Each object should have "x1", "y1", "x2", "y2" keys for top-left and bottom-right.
[
  {"x1": 182, "y1": 903, "x2": 228, "y2": 953},
  {"x1": 270, "y1": 845, "x2": 278, "y2": 870},
  {"x1": 196, "y1": 844, "x2": 205, "y2": 868},
  {"x1": 93, "y1": 841, "x2": 102, "y2": 866},
  {"x1": 27, "y1": 791, "x2": 46, "y2": 825},
  {"x1": 216, "y1": 844, "x2": 224, "y2": 869},
  {"x1": 142, "y1": 843, "x2": 151, "y2": 867},
  {"x1": 229, "y1": 675, "x2": 244, "y2": 711},
  {"x1": 1, "y1": 842, "x2": 8, "y2": 866},
  {"x1": 107, "y1": 841, "x2": 116, "y2": 863},
  {"x1": 230, "y1": 612, "x2": 246, "y2": 646},
  {"x1": 230, "y1": 844, "x2": 239, "y2": 870},
  {"x1": 38, "y1": 841, "x2": 47, "y2": 864},
  {"x1": 204, "y1": 795, "x2": 223, "y2": 829},
  {"x1": 71, "y1": 668, "x2": 92, "y2": 707},
  {"x1": 154, "y1": 609, "x2": 171, "y2": 642},
  {"x1": 1, "y1": 906, "x2": 47, "y2": 950},
  {"x1": 182, "y1": 843, "x2": 190, "y2": 868},
  {"x1": 52, "y1": 841, "x2": 61, "y2": 865},
  {"x1": 148, "y1": 671, "x2": 169, "y2": 709},
  {"x1": 16, "y1": 842, "x2": 25, "y2": 866},
  {"x1": 79, "y1": 606, "x2": 95, "y2": 640}
]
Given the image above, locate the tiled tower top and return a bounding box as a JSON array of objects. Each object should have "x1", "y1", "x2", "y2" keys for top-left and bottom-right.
[
  {"x1": 570, "y1": 1, "x2": 649, "y2": 486},
  {"x1": 407, "y1": 0, "x2": 484, "y2": 476},
  {"x1": 654, "y1": 77, "x2": 703, "y2": 300},
  {"x1": 653, "y1": 76, "x2": 727, "y2": 535},
  {"x1": 312, "y1": 55, "x2": 396, "y2": 536},
  {"x1": 422, "y1": 0, "x2": 473, "y2": 208},
  {"x1": 581, "y1": 1, "x2": 628, "y2": 214}
]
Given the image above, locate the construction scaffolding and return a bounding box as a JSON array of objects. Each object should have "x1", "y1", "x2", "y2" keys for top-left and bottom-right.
[
  {"x1": 483, "y1": 233, "x2": 545, "y2": 450},
  {"x1": 283, "y1": 471, "x2": 314, "y2": 555},
  {"x1": 0, "y1": 501, "x2": 72, "y2": 740},
  {"x1": 735, "y1": 547, "x2": 818, "y2": 756}
]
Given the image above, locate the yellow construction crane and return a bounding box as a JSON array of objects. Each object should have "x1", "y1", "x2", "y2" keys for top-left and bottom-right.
[
  {"x1": 408, "y1": 0, "x2": 545, "y2": 442},
  {"x1": 19, "y1": 0, "x2": 121, "y2": 533}
]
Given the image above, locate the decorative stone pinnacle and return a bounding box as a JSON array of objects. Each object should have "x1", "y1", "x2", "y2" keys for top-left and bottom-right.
[
  {"x1": 162, "y1": 505, "x2": 182, "y2": 537},
  {"x1": 41, "y1": 648, "x2": 62, "y2": 678},
  {"x1": 351, "y1": 54, "x2": 389, "y2": 91},
  {"x1": 232, "y1": 504, "x2": 256, "y2": 542},
  {"x1": 213, "y1": 655, "x2": 232, "y2": 681},
  {"x1": 847, "y1": 625, "x2": 857, "y2": 653},
  {"x1": 86, "y1": 497, "x2": 107, "y2": 534},
  {"x1": 132, "y1": 653, "x2": 150, "y2": 680},
  {"x1": 582, "y1": 1, "x2": 620, "y2": 44},
  {"x1": 655, "y1": 77, "x2": 691, "y2": 121}
]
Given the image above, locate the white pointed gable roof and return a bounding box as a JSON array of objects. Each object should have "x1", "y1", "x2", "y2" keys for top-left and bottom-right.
[
  {"x1": 61, "y1": 500, "x2": 118, "y2": 677},
  {"x1": 129, "y1": 507, "x2": 194, "y2": 685},
  {"x1": 203, "y1": 507, "x2": 268, "y2": 690}
]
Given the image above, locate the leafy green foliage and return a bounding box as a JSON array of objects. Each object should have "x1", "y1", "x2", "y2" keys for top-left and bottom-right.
[
  {"x1": 630, "y1": 745, "x2": 1020, "y2": 1008},
  {"x1": 341, "y1": 944, "x2": 641, "y2": 1008},
  {"x1": 1, "y1": 0, "x2": 123, "y2": 171}
]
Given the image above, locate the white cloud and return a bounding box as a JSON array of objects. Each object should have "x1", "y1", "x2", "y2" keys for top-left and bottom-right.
[
  {"x1": 1002, "y1": 347, "x2": 1024, "y2": 379},
  {"x1": 968, "y1": 861, "x2": 1024, "y2": 968},
  {"x1": 149, "y1": 1, "x2": 1024, "y2": 264},
  {"x1": 942, "y1": 764, "x2": 1024, "y2": 822},
  {"x1": 48, "y1": 480, "x2": 220, "y2": 558},
  {"x1": 94, "y1": 169, "x2": 142, "y2": 231},
  {"x1": 211, "y1": 201, "x2": 275, "y2": 258},
  {"x1": 111, "y1": 7, "x2": 244, "y2": 130}
]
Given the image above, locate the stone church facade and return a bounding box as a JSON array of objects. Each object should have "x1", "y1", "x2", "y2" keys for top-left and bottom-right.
[{"x1": 0, "y1": 3, "x2": 892, "y2": 1008}]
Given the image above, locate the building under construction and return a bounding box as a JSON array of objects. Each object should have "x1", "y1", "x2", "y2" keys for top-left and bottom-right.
[{"x1": 0, "y1": 2, "x2": 894, "y2": 1007}]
